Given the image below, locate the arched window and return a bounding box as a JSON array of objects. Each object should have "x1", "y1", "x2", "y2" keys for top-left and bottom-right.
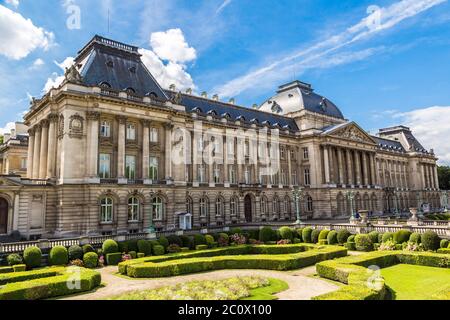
[
  {"x1": 306, "y1": 196, "x2": 314, "y2": 212},
  {"x1": 128, "y1": 197, "x2": 139, "y2": 222},
  {"x1": 261, "y1": 196, "x2": 269, "y2": 215},
  {"x1": 272, "y1": 197, "x2": 280, "y2": 214},
  {"x1": 186, "y1": 197, "x2": 193, "y2": 214},
  {"x1": 215, "y1": 197, "x2": 224, "y2": 217},
  {"x1": 125, "y1": 87, "x2": 136, "y2": 94},
  {"x1": 230, "y1": 196, "x2": 239, "y2": 217},
  {"x1": 152, "y1": 197, "x2": 164, "y2": 221},
  {"x1": 337, "y1": 193, "x2": 345, "y2": 216},
  {"x1": 284, "y1": 196, "x2": 291, "y2": 215},
  {"x1": 371, "y1": 194, "x2": 378, "y2": 213},
  {"x1": 100, "y1": 197, "x2": 113, "y2": 223},
  {"x1": 200, "y1": 197, "x2": 209, "y2": 217},
  {"x1": 100, "y1": 81, "x2": 111, "y2": 88}
]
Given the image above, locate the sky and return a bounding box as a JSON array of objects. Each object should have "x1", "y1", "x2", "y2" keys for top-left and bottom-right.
[{"x1": 0, "y1": 0, "x2": 450, "y2": 164}]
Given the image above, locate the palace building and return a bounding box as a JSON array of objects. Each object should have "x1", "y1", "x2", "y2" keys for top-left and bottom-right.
[{"x1": 0, "y1": 35, "x2": 442, "y2": 239}]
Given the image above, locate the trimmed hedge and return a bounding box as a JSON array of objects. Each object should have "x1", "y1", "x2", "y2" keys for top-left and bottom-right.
[
  {"x1": 327, "y1": 231, "x2": 338, "y2": 245},
  {"x1": 13, "y1": 265, "x2": 26, "y2": 272},
  {"x1": 409, "y1": 232, "x2": 421, "y2": 244},
  {"x1": 167, "y1": 235, "x2": 183, "y2": 247},
  {"x1": 49, "y1": 246, "x2": 69, "y2": 266},
  {"x1": 318, "y1": 230, "x2": 330, "y2": 241},
  {"x1": 123, "y1": 244, "x2": 347, "y2": 278},
  {"x1": 368, "y1": 231, "x2": 379, "y2": 244},
  {"x1": 421, "y1": 231, "x2": 441, "y2": 251},
  {"x1": 106, "y1": 253, "x2": 123, "y2": 266},
  {"x1": 381, "y1": 232, "x2": 394, "y2": 243},
  {"x1": 68, "y1": 245, "x2": 83, "y2": 261},
  {"x1": 102, "y1": 240, "x2": 119, "y2": 256},
  {"x1": 152, "y1": 245, "x2": 165, "y2": 256},
  {"x1": 279, "y1": 227, "x2": 294, "y2": 241},
  {"x1": 83, "y1": 252, "x2": 98, "y2": 269},
  {"x1": 437, "y1": 248, "x2": 450, "y2": 254},
  {"x1": 23, "y1": 246, "x2": 42, "y2": 269},
  {"x1": 82, "y1": 244, "x2": 95, "y2": 254},
  {"x1": 354, "y1": 234, "x2": 372, "y2": 252},
  {"x1": 196, "y1": 245, "x2": 209, "y2": 251},
  {"x1": 7, "y1": 254, "x2": 23, "y2": 267},
  {"x1": 137, "y1": 240, "x2": 152, "y2": 256},
  {"x1": 311, "y1": 229, "x2": 321, "y2": 244},
  {"x1": 337, "y1": 229, "x2": 351, "y2": 245},
  {"x1": 393, "y1": 230, "x2": 412, "y2": 244},
  {"x1": 440, "y1": 239, "x2": 449, "y2": 249},
  {"x1": 302, "y1": 227, "x2": 313, "y2": 243},
  {"x1": 0, "y1": 266, "x2": 13, "y2": 274},
  {"x1": 259, "y1": 227, "x2": 276, "y2": 243}
]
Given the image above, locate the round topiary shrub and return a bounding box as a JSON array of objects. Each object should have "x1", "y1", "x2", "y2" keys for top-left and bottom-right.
[
  {"x1": 193, "y1": 234, "x2": 206, "y2": 246},
  {"x1": 158, "y1": 236, "x2": 170, "y2": 249},
  {"x1": 296, "y1": 228, "x2": 304, "y2": 242},
  {"x1": 137, "y1": 240, "x2": 152, "y2": 256},
  {"x1": 260, "y1": 227, "x2": 277, "y2": 243},
  {"x1": 302, "y1": 227, "x2": 313, "y2": 243},
  {"x1": 180, "y1": 235, "x2": 193, "y2": 249},
  {"x1": 83, "y1": 252, "x2": 98, "y2": 269},
  {"x1": 102, "y1": 239, "x2": 119, "y2": 255},
  {"x1": 382, "y1": 232, "x2": 394, "y2": 243},
  {"x1": 205, "y1": 235, "x2": 215, "y2": 247},
  {"x1": 368, "y1": 231, "x2": 379, "y2": 244},
  {"x1": 378, "y1": 233, "x2": 384, "y2": 244},
  {"x1": 7, "y1": 254, "x2": 23, "y2": 266},
  {"x1": 354, "y1": 234, "x2": 373, "y2": 252},
  {"x1": 49, "y1": 246, "x2": 69, "y2": 266},
  {"x1": 248, "y1": 229, "x2": 260, "y2": 241},
  {"x1": 409, "y1": 232, "x2": 421, "y2": 244},
  {"x1": 440, "y1": 239, "x2": 449, "y2": 249},
  {"x1": 347, "y1": 234, "x2": 356, "y2": 243},
  {"x1": 278, "y1": 227, "x2": 294, "y2": 241},
  {"x1": 337, "y1": 229, "x2": 351, "y2": 245},
  {"x1": 421, "y1": 231, "x2": 440, "y2": 251},
  {"x1": 311, "y1": 229, "x2": 321, "y2": 244},
  {"x1": 327, "y1": 230, "x2": 338, "y2": 245},
  {"x1": 68, "y1": 245, "x2": 83, "y2": 261},
  {"x1": 218, "y1": 233, "x2": 230, "y2": 247},
  {"x1": 127, "y1": 239, "x2": 139, "y2": 252},
  {"x1": 23, "y1": 246, "x2": 42, "y2": 269},
  {"x1": 167, "y1": 235, "x2": 183, "y2": 247},
  {"x1": 82, "y1": 244, "x2": 95, "y2": 254},
  {"x1": 167, "y1": 244, "x2": 182, "y2": 253},
  {"x1": 318, "y1": 229, "x2": 330, "y2": 241},
  {"x1": 393, "y1": 230, "x2": 412, "y2": 244},
  {"x1": 118, "y1": 241, "x2": 129, "y2": 253},
  {"x1": 152, "y1": 245, "x2": 165, "y2": 256}
]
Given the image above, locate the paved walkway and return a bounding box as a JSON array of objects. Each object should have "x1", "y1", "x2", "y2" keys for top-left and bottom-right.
[{"x1": 61, "y1": 266, "x2": 339, "y2": 301}]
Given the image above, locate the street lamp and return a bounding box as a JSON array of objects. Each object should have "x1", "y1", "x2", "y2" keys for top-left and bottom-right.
[
  {"x1": 346, "y1": 191, "x2": 356, "y2": 221},
  {"x1": 292, "y1": 186, "x2": 304, "y2": 224},
  {"x1": 148, "y1": 196, "x2": 155, "y2": 234}
]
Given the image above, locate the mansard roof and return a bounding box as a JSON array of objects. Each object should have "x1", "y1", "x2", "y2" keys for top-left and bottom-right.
[
  {"x1": 372, "y1": 136, "x2": 406, "y2": 153},
  {"x1": 75, "y1": 35, "x2": 168, "y2": 100}
]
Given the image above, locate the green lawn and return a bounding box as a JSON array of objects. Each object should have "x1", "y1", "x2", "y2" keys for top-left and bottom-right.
[
  {"x1": 381, "y1": 264, "x2": 450, "y2": 300},
  {"x1": 241, "y1": 278, "x2": 289, "y2": 300}
]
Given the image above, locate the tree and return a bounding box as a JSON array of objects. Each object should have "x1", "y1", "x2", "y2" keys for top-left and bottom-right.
[
  {"x1": 0, "y1": 135, "x2": 3, "y2": 145},
  {"x1": 437, "y1": 166, "x2": 450, "y2": 190}
]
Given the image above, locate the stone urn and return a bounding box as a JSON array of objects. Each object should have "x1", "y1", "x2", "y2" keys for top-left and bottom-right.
[
  {"x1": 409, "y1": 208, "x2": 419, "y2": 221},
  {"x1": 359, "y1": 210, "x2": 369, "y2": 225}
]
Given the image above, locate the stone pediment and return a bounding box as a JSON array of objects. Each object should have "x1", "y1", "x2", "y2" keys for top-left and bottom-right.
[
  {"x1": 0, "y1": 176, "x2": 24, "y2": 187},
  {"x1": 324, "y1": 122, "x2": 376, "y2": 144}
]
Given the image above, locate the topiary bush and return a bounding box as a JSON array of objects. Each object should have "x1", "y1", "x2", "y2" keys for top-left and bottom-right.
[
  {"x1": 378, "y1": 233, "x2": 384, "y2": 244},
  {"x1": 158, "y1": 236, "x2": 170, "y2": 249},
  {"x1": 23, "y1": 246, "x2": 42, "y2": 269},
  {"x1": 49, "y1": 246, "x2": 69, "y2": 266},
  {"x1": 302, "y1": 227, "x2": 313, "y2": 243},
  {"x1": 259, "y1": 227, "x2": 277, "y2": 243},
  {"x1": 218, "y1": 233, "x2": 230, "y2": 247},
  {"x1": 311, "y1": 229, "x2": 321, "y2": 244},
  {"x1": 440, "y1": 239, "x2": 449, "y2": 249},
  {"x1": 106, "y1": 253, "x2": 123, "y2": 265},
  {"x1": 167, "y1": 235, "x2": 183, "y2": 247},
  {"x1": 327, "y1": 230, "x2": 338, "y2": 245},
  {"x1": 137, "y1": 240, "x2": 152, "y2": 256},
  {"x1": 128, "y1": 239, "x2": 139, "y2": 252},
  {"x1": 347, "y1": 235, "x2": 355, "y2": 243},
  {"x1": 180, "y1": 235, "x2": 194, "y2": 249},
  {"x1": 102, "y1": 239, "x2": 119, "y2": 256},
  {"x1": 337, "y1": 229, "x2": 351, "y2": 245},
  {"x1": 248, "y1": 229, "x2": 260, "y2": 241},
  {"x1": 368, "y1": 231, "x2": 379, "y2": 244},
  {"x1": 279, "y1": 227, "x2": 294, "y2": 241},
  {"x1": 382, "y1": 232, "x2": 394, "y2": 243},
  {"x1": 354, "y1": 234, "x2": 373, "y2": 252},
  {"x1": 152, "y1": 245, "x2": 165, "y2": 256},
  {"x1": 296, "y1": 228, "x2": 304, "y2": 242},
  {"x1": 195, "y1": 244, "x2": 209, "y2": 251},
  {"x1": 393, "y1": 230, "x2": 412, "y2": 244},
  {"x1": 83, "y1": 252, "x2": 98, "y2": 269},
  {"x1": 7, "y1": 254, "x2": 23, "y2": 266},
  {"x1": 409, "y1": 232, "x2": 421, "y2": 244},
  {"x1": 82, "y1": 244, "x2": 95, "y2": 254},
  {"x1": 68, "y1": 245, "x2": 83, "y2": 261},
  {"x1": 318, "y1": 229, "x2": 330, "y2": 242},
  {"x1": 205, "y1": 235, "x2": 215, "y2": 247},
  {"x1": 193, "y1": 234, "x2": 206, "y2": 247},
  {"x1": 167, "y1": 244, "x2": 182, "y2": 253}
]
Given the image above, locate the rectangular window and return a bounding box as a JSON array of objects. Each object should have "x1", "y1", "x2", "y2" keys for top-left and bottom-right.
[
  {"x1": 126, "y1": 124, "x2": 136, "y2": 140},
  {"x1": 290, "y1": 149, "x2": 296, "y2": 161},
  {"x1": 292, "y1": 170, "x2": 298, "y2": 185},
  {"x1": 150, "y1": 128, "x2": 159, "y2": 143},
  {"x1": 21, "y1": 158, "x2": 27, "y2": 170},
  {"x1": 100, "y1": 121, "x2": 111, "y2": 138},
  {"x1": 229, "y1": 165, "x2": 236, "y2": 184},
  {"x1": 244, "y1": 166, "x2": 250, "y2": 184},
  {"x1": 149, "y1": 157, "x2": 158, "y2": 181},
  {"x1": 213, "y1": 164, "x2": 221, "y2": 183},
  {"x1": 99, "y1": 153, "x2": 111, "y2": 179},
  {"x1": 303, "y1": 147, "x2": 309, "y2": 160},
  {"x1": 280, "y1": 147, "x2": 285, "y2": 159},
  {"x1": 198, "y1": 164, "x2": 205, "y2": 183},
  {"x1": 281, "y1": 170, "x2": 286, "y2": 185},
  {"x1": 244, "y1": 141, "x2": 250, "y2": 157},
  {"x1": 125, "y1": 155, "x2": 136, "y2": 180},
  {"x1": 304, "y1": 168, "x2": 311, "y2": 186}
]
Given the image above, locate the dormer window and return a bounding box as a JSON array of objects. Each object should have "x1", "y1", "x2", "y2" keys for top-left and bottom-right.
[
  {"x1": 100, "y1": 82, "x2": 111, "y2": 88},
  {"x1": 106, "y1": 60, "x2": 114, "y2": 68},
  {"x1": 129, "y1": 66, "x2": 136, "y2": 73},
  {"x1": 125, "y1": 87, "x2": 136, "y2": 94},
  {"x1": 146, "y1": 92, "x2": 158, "y2": 99}
]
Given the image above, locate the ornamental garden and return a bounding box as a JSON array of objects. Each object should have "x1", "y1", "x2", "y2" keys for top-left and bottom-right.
[{"x1": 0, "y1": 226, "x2": 449, "y2": 300}]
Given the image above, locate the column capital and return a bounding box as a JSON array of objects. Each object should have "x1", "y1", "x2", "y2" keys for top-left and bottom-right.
[
  {"x1": 48, "y1": 113, "x2": 59, "y2": 123},
  {"x1": 86, "y1": 111, "x2": 101, "y2": 121},
  {"x1": 164, "y1": 122, "x2": 174, "y2": 130},
  {"x1": 28, "y1": 128, "x2": 35, "y2": 136},
  {"x1": 34, "y1": 123, "x2": 42, "y2": 132},
  {"x1": 40, "y1": 119, "x2": 50, "y2": 129},
  {"x1": 140, "y1": 119, "x2": 151, "y2": 127},
  {"x1": 116, "y1": 115, "x2": 127, "y2": 125}
]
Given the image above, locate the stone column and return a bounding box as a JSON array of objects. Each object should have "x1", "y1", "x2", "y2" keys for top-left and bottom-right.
[
  {"x1": 337, "y1": 148, "x2": 344, "y2": 185},
  {"x1": 165, "y1": 123, "x2": 173, "y2": 181},
  {"x1": 329, "y1": 147, "x2": 335, "y2": 184},
  {"x1": 323, "y1": 146, "x2": 330, "y2": 184},
  {"x1": 141, "y1": 120, "x2": 150, "y2": 179},
  {"x1": 403, "y1": 162, "x2": 408, "y2": 189},
  {"x1": 46, "y1": 114, "x2": 58, "y2": 179},
  {"x1": 39, "y1": 120, "x2": 49, "y2": 179},
  {"x1": 428, "y1": 165, "x2": 434, "y2": 189},
  {"x1": 32, "y1": 125, "x2": 41, "y2": 180},
  {"x1": 346, "y1": 149, "x2": 353, "y2": 185},
  {"x1": 86, "y1": 112, "x2": 100, "y2": 179},
  {"x1": 354, "y1": 150, "x2": 361, "y2": 186},
  {"x1": 192, "y1": 131, "x2": 198, "y2": 183},
  {"x1": 117, "y1": 116, "x2": 127, "y2": 179},
  {"x1": 223, "y1": 134, "x2": 229, "y2": 184},
  {"x1": 434, "y1": 165, "x2": 439, "y2": 190},
  {"x1": 27, "y1": 128, "x2": 35, "y2": 179},
  {"x1": 370, "y1": 153, "x2": 377, "y2": 186},
  {"x1": 287, "y1": 147, "x2": 292, "y2": 186}
]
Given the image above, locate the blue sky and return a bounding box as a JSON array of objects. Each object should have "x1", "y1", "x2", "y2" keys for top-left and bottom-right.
[{"x1": 1, "y1": 0, "x2": 450, "y2": 163}]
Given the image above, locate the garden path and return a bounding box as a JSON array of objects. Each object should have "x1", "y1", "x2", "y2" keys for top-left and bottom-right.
[{"x1": 61, "y1": 266, "x2": 338, "y2": 300}]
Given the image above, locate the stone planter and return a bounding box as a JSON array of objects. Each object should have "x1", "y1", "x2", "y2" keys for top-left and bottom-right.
[{"x1": 359, "y1": 210, "x2": 369, "y2": 224}]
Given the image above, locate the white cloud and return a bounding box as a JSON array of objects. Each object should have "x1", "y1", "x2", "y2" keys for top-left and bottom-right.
[
  {"x1": 216, "y1": 0, "x2": 232, "y2": 14},
  {"x1": 42, "y1": 57, "x2": 74, "y2": 93},
  {"x1": 30, "y1": 58, "x2": 45, "y2": 69},
  {"x1": 0, "y1": 122, "x2": 15, "y2": 135},
  {"x1": 5, "y1": 0, "x2": 19, "y2": 8},
  {"x1": 394, "y1": 106, "x2": 450, "y2": 165},
  {"x1": 55, "y1": 56, "x2": 75, "y2": 71},
  {"x1": 0, "y1": 5, "x2": 54, "y2": 60},
  {"x1": 215, "y1": 0, "x2": 447, "y2": 98},
  {"x1": 150, "y1": 28, "x2": 196, "y2": 63}
]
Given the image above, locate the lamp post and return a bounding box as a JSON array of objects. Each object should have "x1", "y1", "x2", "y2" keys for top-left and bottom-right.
[
  {"x1": 292, "y1": 186, "x2": 303, "y2": 225},
  {"x1": 148, "y1": 196, "x2": 155, "y2": 234},
  {"x1": 346, "y1": 191, "x2": 356, "y2": 221},
  {"x1": 442, "y1": 191, "x2": 448, "y2": 212},
  {"x1": 393, "y1": 189, "x2": 399, "y2": 218}
]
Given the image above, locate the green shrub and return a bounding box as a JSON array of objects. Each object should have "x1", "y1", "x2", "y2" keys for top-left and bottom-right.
[
  {"x1": 302, "y1": 227, "x2": 313, "y2": 243},
  {"x1": 327, "y1": 231, "x2": 338, "y2": 245},
  {"x1": 293, "y1": 238, "x2": 301, "y2": 244},
  {"x1": 347, "y1": 235, "x2": 355, "y2": 243},
  {"x1": 106, "y1": 253, "x2": 123, "y2": 265},
  {"x1": 158, "y1": 236, "x2": 169, "y2": 249},
  {"x1": 168, "y1": 244, "x2": 182, "y2": 253},
  {"x1": 248, "y1": 229, "x2": 260, "y2": 241},
  {"x1": 409, "y1": 232, "x2": 421, "y2": 244},
  {"x1": 152, "y1": 245, "x2": 165, "y2": 256},
  {"x1": 337, "y1": 229, "x2": 351, "y2": 245},
  {"x1": 49, "y1": 246, "x2": 69, "y2": 266},
  {"x1": 205, "y1": 235, "x2": 215, "y2": 247},
  {"x1": 137, "y1": 253, "x2": 145, "y2": 258},
  {"x1": 421, "y1": 231, "x2": 440, "y2": 251},
  {"x1": 193, "y1": 234, "x2": 206, "y2": 246},
  {"x1": 382, "y1": 232, "x2": 394, "y2": 243},
  {"x1": 181, "y1": 247, "x2": 190, "y2": 252},
  {"x1": 318, "y1": 239, "x2": 327, "y2": 245},
  {"x1": 196, "y1": 245, "x2": 209, "y2": 251},
  {"x1": 354, "y1": 234, "x2": 373, "y2": 252},
  {"x1": 378, "y1": 233, "x2": 384, "y2": 244},
  {"x1": 68, "y1": 245, "x2": 83, "y2": 261},
  {"x1": 368, "y1": 231, "x2": 379, "y2": 244},
  {"x1": 180, "y1": 235, "x2": 194, "y2": 249},
  {"x1": 129, "y1": 251, "x2": 137, "y2": 259},
  {"x1": 259, "y1": 227, "x2": 276, "y2": 243},
  {"x1": 83, "y1": 252, "x2": 98, "y2": 269},
  {"x1": 230, "y1": 228, "x2": 243, "y2": 235},
  {"x1": 0, "y1": 266, "x2": 13, "y2": 274},
  {"x1": 345, "y1": 242, "x2": 356, "y2": 250},
  {"x1": 128, "y1": 239, "x2": 139, "y2": 252},
  {"x1": 118, "y1": 241, "x2": 129, "y2": 253},
  {"x1": 13, "y1": 265, "x2": 26, "y2": 272},
  {"x1": 7, "y1": 254, "x2": 23, "y2": 266},
  {"x1": 137, "y1": 240, "x2": 152, "y2": 256},
  {"x1": 437, "y1": 248, "x2": 450, "y2": 254},
  {"x1": 440, "y1": 239, "x2": 449, "y2": 249},
  {"x1": 167, "y1": 235, "x2": 183, "y2": 247},
  {"x1": 311, "y1": 229, "x2": 321, "y2": 244},
  {"x1": 393, "y1": 230, "x2": 412, "y2": 244},
  {"x1": 318, "y1": 230, "x2": 330, "y2": 241},
  {"x1": 296, "y1": 228, "x2": 304, "y2": 242},
  {"x1": 102, "y1": 239, "x2": 119, "y2": 256},
  {"x1": 82, "y1": 244, "x2": 95, "y2": 254},
  {"x1": 23, "y1": 246, "x2": 42, "y2": 269},
  {"x1": 279, "y1": 227, "x2": 294, "y2": 241},
  {"x1": 218, "y1": 233, "x2": 230, "y2": 247}
]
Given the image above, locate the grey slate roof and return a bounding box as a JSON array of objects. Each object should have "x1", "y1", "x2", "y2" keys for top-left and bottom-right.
[{"x1": 372, "y1": 136, "x2": 406, "y2": 153}]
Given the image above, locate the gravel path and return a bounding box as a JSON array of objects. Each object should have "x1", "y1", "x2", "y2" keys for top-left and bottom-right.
[{"x1": 61, "y1": 266, "x2": 338, "y2": 301}]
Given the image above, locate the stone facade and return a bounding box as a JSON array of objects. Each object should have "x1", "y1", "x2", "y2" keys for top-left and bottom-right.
[{"x1": 0, "y1": 36, "x2": 442, "y2": 239}]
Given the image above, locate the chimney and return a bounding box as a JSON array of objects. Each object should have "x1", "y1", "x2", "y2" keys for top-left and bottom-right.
[
  {"x1": 212, "y1": 94, "x2": 219, "y2": 101},
  {"x1": 229, "y1": 98, "x2": 235, "y2": 105},
  {"x1": 201, "y1": 91, "x2": 208, "y2": 98},
  {"x1": 10, "y1": 129, "x2": 16, "y2": 139},
  {"x1": 186, "y1": 88, "x2": 193, "y2": 95},
  {"x1": 252, "y1": 104, "x2": 258, "y2": 109},
  {"x1": 169, "y1": 84, "x2": 176, "y2": 91}
]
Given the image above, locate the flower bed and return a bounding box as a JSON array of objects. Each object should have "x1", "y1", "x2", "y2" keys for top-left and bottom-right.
[
  {"x1": 0, "y1": 267, "x2": 101, "y2": 300},
  {"x1": 119, "y1": 244, "x2": 347, "y2": 278},
  {"x1": 313, "y1": 251, "x2": 449, "y2": 300}
]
